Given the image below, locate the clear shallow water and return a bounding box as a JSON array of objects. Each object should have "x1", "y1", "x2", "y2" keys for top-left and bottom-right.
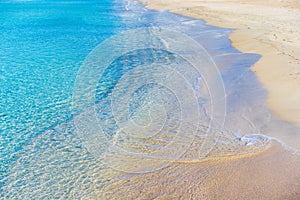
[
  {"x1": 0, "y1": 0, "x2": 299, "y2": 199},
  {"x1": 0, "y1": 0, "x2": 124, "y2": 189}
]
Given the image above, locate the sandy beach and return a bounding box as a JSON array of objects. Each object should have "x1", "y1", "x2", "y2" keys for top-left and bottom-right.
[
  {"x1": 94, "y1": 1, "x2": 300, "y2": 199},
  {"x1": 101, "y1": 143, "x2": 300, "y2": 200},
  {"x1": 142, "y1": 0, "x2": 300, "y2": 127},
  {"x1": 2, "y1": 0, "x2": 299, "y2": 199},
  {"x1": 84, "y1": 1, "x2": 300, "y2": 198}
]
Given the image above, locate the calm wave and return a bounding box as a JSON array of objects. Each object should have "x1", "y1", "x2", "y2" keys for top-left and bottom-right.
[{"x1": 1, "y1": 0, "x2": 298, "y2": 198}]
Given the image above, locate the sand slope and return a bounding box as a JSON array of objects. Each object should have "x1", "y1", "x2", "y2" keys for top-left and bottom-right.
[{"x1": 142, "y1": 0, "x2": 300, "y2": 126}]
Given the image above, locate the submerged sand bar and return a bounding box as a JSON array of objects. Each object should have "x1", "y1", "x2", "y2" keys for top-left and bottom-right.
[{"x1": 142, "y1": 0, "x2": 300, "y2": 126}]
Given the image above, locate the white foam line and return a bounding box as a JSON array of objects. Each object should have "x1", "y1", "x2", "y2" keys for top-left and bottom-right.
[
  {"x1": 195, "y1": 29, "x2": 231, "y2": 35},
  {"x1": 268, "y1": 135, "x2": 300, "y2": 155},
  {"x1": 243, "y1": 133, "x2": 300, "y2": 155},
  {"x1": 214, "y1": 52, "x2": 247, "y2": 57},
  {"x1": 173, "y1": 117, "x2": 300, "y2": 155}
]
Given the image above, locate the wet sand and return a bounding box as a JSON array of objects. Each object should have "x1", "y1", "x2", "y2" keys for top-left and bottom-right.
[
  {"x1": 94, "y1": 1, "x2": 300, "y2": 199},
  {"x1": 101, "y1": 143, "x2": 300, "y2": 200},
  {"x1": 141, "y1": 0, "x2": 300, "y2": 126}
]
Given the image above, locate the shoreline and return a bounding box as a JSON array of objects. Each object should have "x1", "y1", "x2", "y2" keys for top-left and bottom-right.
[
  {"x1": 141, "y1": 0, "x2": 300, "y2": 127},
  {"x1": 102, "y1": 142, "x2": 300, "y2": 199}
]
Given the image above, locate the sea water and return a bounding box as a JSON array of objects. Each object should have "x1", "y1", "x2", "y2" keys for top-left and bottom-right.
[
  {"x1": 0, "y1": 0, "x2": 298, "y2": 198},
  {"x1": 0, "y1": 0, "x2": 124, "y2": 192}
]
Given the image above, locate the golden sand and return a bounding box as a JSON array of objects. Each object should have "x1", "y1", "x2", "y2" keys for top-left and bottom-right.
[
  {"x1": 93, "y1": 1, "x2": 300, "y2": 199},
  {"x1": 141, "y1": 0, "x2": 300, "y2": 127},
  {"x1": 100, "y1": 143, "x2": 300, "y2": 199}
]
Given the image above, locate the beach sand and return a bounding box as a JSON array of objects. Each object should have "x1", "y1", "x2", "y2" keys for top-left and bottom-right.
[
  {"x1": 141, "y1": 0, "x2": 300, "y2": 127},
  {"x1": 94, "y1": 1, "x2": 300, "y2": 199},
  {"x1": 101, "y1": 143, "x2": 300, "y2": 200}
]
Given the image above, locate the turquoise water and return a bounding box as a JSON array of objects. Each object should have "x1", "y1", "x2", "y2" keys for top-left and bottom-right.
[
  {"x1": 0, "y1": 0, "x2": 124, "y2": 188},
  {"x1": 2, "y1": 0, "x2": 298, "y2": 199}
]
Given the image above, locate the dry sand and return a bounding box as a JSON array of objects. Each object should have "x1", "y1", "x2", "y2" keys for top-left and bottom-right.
[{"x1": 141, "y1": 0, "x2": 300, "y2": 127}]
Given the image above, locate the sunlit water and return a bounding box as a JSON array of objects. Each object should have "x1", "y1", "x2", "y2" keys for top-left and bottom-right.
[{"x1": 0, "y1": 0, "x2": 299, "y2": 198}]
